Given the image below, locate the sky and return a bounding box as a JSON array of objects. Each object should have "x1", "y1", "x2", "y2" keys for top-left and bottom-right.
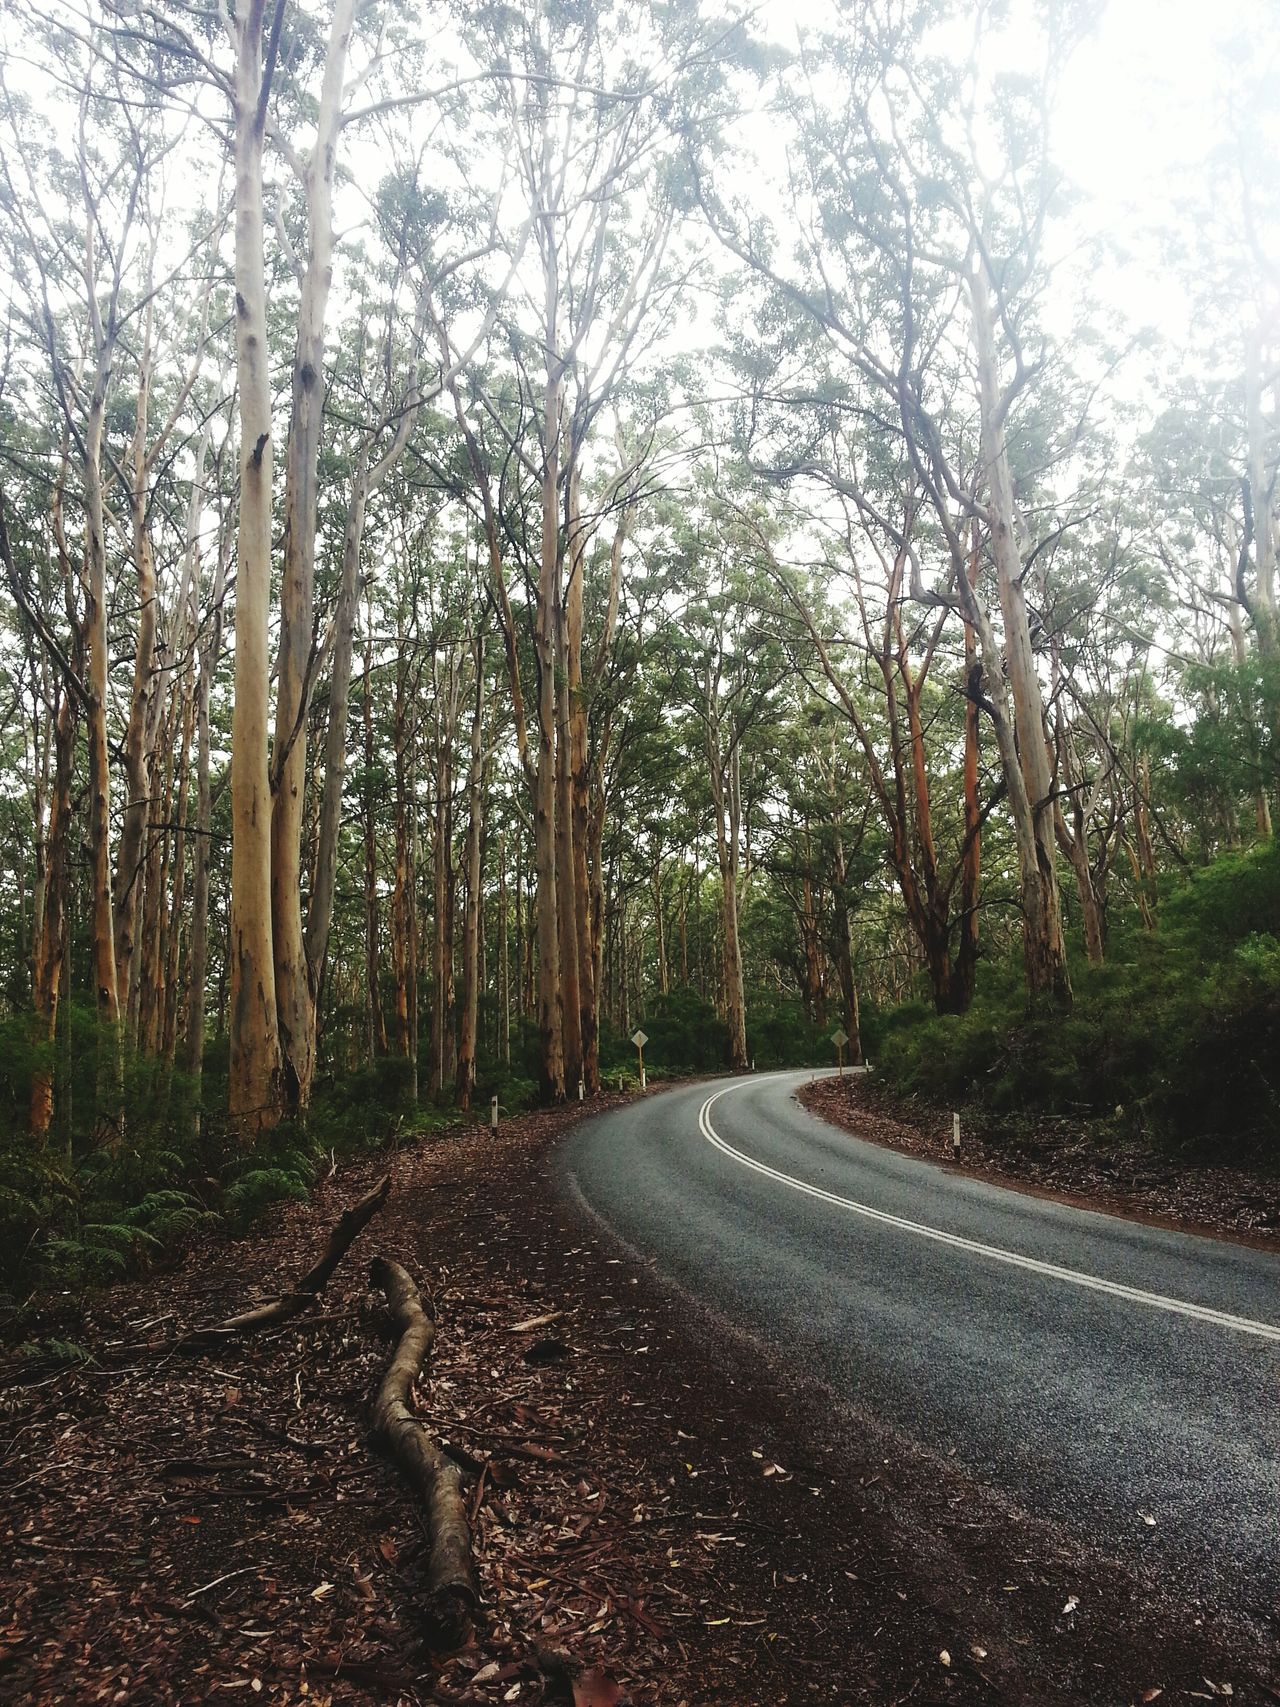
[{"x1": 749, "y1": 0, "x2": 1277, "y2": 357}]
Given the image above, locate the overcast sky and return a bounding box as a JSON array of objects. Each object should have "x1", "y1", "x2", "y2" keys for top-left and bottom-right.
[{"x1": 751, "y1": 0, "x2": 1277, "y2": 356}]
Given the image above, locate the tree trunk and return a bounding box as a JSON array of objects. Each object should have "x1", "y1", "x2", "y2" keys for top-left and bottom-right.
[
  {"x1": 652, "y1": 858, "x2": 670, "y2": 998},
  {"x1": 1226, "y1": 601, "x2": 1273, "y2": 838},
  {"x1": 456, "y1": 639, "x2": 484, "y2": 1109},
  {"x1": 306, "y1": 452, "x2": 365, "y2": 996},
  {"x1": 392, "y1": 656, "x2": 419, "y2": 1098},
  {"x1": 1050, "y1": 680, "x2": 1105, "y2": 967},
  {"x1": 228, "y1": 0, "x2": 284, "y2": 1132},
  {"x1": 1133, "y1": 759, "x2": 1159, "y2": 929},
  {"x1": 497, "y1": 829, "x2": 511, "y2": 1066},
  {"x1": 710, "y1": 720, "x2": 748, "y2": 1073},
  {"x1": 427, "y1": 651, "x2": 458, "y2": 1098},
  {"x1": 799, "y1": 868, "x2": 822, "y2": 1023},
  {"x1": 136, "y1": 699, "x2": 175, "y2": 1055},
  {"x1": 534, "y1": 339, "x2": 565, "y2": 1100},
  {"x1": 270, "y1": 0, "x2": 356, "y2": 1116},
  {"x1": 954, "y1": 545, "x2": 983, "y2": 1010},
  {"x1": 361, "y1": 617, "x2": 388, "y2": 1061},
  {"x1": 181, "y1": 450, "x2": 225, "y2": 1111},
  {"x1": 183, "y1": 662, "x2": 214, "y2": 1083},
  {"x1": 31, "y1": 692, "x2": 76, "y2": 1139},
  {"x1": 77, "y1": 320, "x2": 126, "y2": 1144},
  {"x1": 162, "y1": 667, "x2": 196, "y2": 1061},
  {"x1": 554, "y1": 524, "x2": 583, "y2": 1094},
  {"x1": 970, "y1": 262, "x2": 1070, "y2": 1010},
  {"x1": 114, "y1": 307, "x2": 158, "y2": 1025},
  {"x1": 831, "y1": 826, "x2": 863, "y2": 1066}
]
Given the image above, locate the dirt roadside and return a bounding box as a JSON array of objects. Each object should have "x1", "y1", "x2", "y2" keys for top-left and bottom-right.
[
  {"x1": 796, "y1": 1073, "x2": 1280, "y2": 1249},
  {"x1": 2, "y1": 1086, "x2": 1276, "y2": 1706}
]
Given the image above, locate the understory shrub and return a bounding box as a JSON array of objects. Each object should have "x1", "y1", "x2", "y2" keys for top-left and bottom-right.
[{"x1": 876, "y1": 840, "x2": 1280, "y2": 1160}]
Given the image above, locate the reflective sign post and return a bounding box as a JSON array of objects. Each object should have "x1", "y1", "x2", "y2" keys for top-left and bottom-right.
[
  {"x1": 631, "y1": 1028, "x2": 648, "y2": 1091},
  {"x1": 831, "y1": 1027, "x2": 849, "y2": 1077}
]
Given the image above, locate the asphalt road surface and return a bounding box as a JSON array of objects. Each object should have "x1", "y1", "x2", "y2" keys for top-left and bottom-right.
[{"x1": 560, "y1": 1069, "x2": 1280, "y2": 1612}]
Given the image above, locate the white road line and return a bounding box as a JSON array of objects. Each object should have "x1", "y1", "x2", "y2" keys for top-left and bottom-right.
[{"x1": 698, "y1": 1079, "x2": 1280, "y2": 1343}]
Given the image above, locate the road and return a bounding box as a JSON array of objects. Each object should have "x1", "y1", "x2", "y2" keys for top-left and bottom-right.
[{"x1": 560, "y1": 1069, "x2": 1280, "y2": 1611}]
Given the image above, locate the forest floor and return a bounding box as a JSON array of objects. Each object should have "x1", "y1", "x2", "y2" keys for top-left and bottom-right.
[
  {"x1": 2, "y1": 1083, "x2": 1277, "y2": 1707},
  {"x1": 797, "y1": 1073, "x2": 1280, "y2": 1248}
]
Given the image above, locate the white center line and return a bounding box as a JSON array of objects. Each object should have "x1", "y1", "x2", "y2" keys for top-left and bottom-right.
[{"x1": 698, "y1": 1079, "x2": 1280, "y2": 1343}]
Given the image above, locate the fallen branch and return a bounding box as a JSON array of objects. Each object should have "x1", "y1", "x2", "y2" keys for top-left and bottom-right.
[
  {"x1": 369, "y1": 1254, "x2": 477, "y2": 1644},
  {"x1": 187, "y1": 1175, "x2": 391, "y2": 1343}
]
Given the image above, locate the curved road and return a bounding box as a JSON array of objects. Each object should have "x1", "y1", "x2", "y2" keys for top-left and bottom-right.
[{"x1": 560, "y1": 1070, "x2": 1280, "y2": 1611}]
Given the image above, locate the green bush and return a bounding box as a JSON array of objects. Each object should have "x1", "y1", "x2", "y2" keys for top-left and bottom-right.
[
  {"x1": 745, "y1": 989, "x2": 832, "y2": 1070},
  {"x1": 875, "y1": 839, "x2": 1280, "y2": 1159},
  {"x1": 222, "y1": 1165, "x2": 311, "y2": 1232},
  {"x1": 622, "y1": 987, "x2": 730, "y2": 1072}
]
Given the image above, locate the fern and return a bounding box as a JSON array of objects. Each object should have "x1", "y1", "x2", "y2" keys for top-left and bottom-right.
[
  {"x1": 18, "y1": 1337, "x2": 94, "y2": 1368},
  {"x1": 123, "y1": 1189, "x2": 215, "y2": 1244},
  {"x1": 223, "y1": 1167, "x2": 309, "y2": 1231}
]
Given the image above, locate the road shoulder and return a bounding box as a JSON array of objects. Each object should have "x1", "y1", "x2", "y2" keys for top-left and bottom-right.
[{"x1": 797, "y1": 1072, "x2": 1280, "y2": 1251}]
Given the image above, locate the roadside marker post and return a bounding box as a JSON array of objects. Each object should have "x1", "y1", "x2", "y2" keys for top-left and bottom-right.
[
  {"x1": 578, "y1": 1078, "x2": 585, "y2": 1102},
  {"x1": 831, "y1": 1027, "x2": 849, "y2": 1077},
  {"x1": 952, "y1": 1111, "x2": 961, "y2": 1157},
  {"x1": 490, "y1": 1096, "x2": 499, "y2": 1136},
  {"x1": 631, "y1": 1029, "x2": 648, "y2": 1092}
]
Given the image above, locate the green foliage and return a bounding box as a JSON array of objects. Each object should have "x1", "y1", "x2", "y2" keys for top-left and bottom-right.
[
  {"x1": 222, "y1": 1166, "x2": 311, "y2": 1232},
  {"x1": 876, "y1": 840, "x2": 1280, "y2": 1159},
  {"x1": 744, "y1": 989, "x2": 831, "y2": 1071},
  {"x1": 618, "y1": 988, "x2": 730, "y2": 1073},
  {"x1": 476, "y1": 1064, "x2": 539, "y2": 1115},
  {"x1": 17, "y1": 1337, "x2": 93, "y2": 1368}
]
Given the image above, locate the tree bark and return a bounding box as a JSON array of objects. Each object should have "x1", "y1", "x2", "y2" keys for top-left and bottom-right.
[
  {"x1": 136, "y1": 692, "x2": 175, "y2": 1054},
  {"x1": 426, "y1": 649, "x2": 457, "y2": 1098},
  {"x1": 455, "y1": 638, "x2": 484, "y2": 1109},
  {"x1": 228, "y1": 0, "x2": 284, "y2": 1132},
  {"x1": 361, "y1": 614, "x2": 388, "y2": 1061},
  {"x1": 368, "y1": 1256, "x2": 477, "y2": 1645},
  {"x1": 556, "y1": 467, "x2": 584, "y2": 1094},
  {"x1": 183, "y1": 502, "x2": 228, "y2": 1100},
  {"x1": 114, "y1": 304, "x2": 159, "y2": 1024},
  {"x1": 709, "y1": 703, "x2": 748, "y2": 1073},
  {"x1": 830, "y1": 825, "x2": 863, "y2": 1065},
  {"x1": 31, "y1": 691, "x2": 75, "y2": 1139},
  {"x1": 270, "y1": 0, "x2": 357, "y2": 1116},
  {"x1": 534, "y1": 347, "x2": 565, "y2": 1101},
  {"x1": 392, "y1": 653, "x2": 420, "y2": 1098},
  {"x1": 306, "y1": 450, "x2": 366, "y2": 994},
  {"x1": 83, "y1": 346, "x2": 119, "y2": 1045},
  {"x1": 970, "y1": 262, "x2": 1071, "y2": 1009},
  {"x1": 955, "y1": 541, "x2": 983, "y2": 1009}
]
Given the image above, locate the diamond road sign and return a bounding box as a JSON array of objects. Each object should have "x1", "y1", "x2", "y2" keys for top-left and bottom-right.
[
  {"x1": 631, "y1": 1030, "x2": 649, "y2": 1050},
  {"x1": 831, "y1": 1028, "x2": 849, "y2": 1048}
]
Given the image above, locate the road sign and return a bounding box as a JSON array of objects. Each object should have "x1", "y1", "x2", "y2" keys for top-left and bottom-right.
[
  {"x1": 831, "y1": 1026, "x2": 849, "y2": 1078},
  {"x1": 634, "y1": 1024, "x2": 651, "y2": 1092}
]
